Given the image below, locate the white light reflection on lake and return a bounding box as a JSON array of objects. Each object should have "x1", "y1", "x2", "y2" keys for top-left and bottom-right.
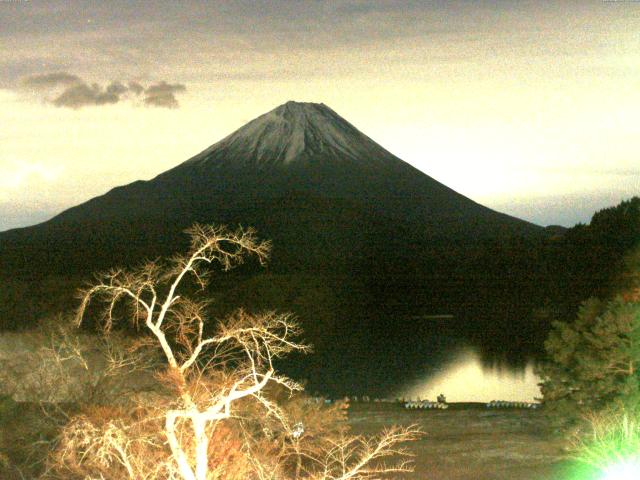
[{"x1": 400, "y1": 347, "x2": 541, "y2": 403}]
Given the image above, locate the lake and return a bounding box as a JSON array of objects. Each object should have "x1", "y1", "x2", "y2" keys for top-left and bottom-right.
[{"x1": 399, "y1": 346, "x2": 541, "y2": 403}]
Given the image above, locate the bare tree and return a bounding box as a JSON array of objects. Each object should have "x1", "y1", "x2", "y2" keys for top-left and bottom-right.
[{"x1": 63, "y1": 224, "x2": 420, "y2": 480}]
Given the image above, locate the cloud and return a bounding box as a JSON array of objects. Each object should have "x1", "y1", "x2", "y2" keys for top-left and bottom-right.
[
  {"x1": 17, "y1": 72, "x2": 186, "y2": 109},
  {"x1": 53, "y1": 82, "x2": 120, "y2": 108},
  {"x1": 143, "y1": 81, "x2": 187, "y2": 108},
  {"x1": 333, "y1": 1, "x2": 407, "y2": 16},
  {"x1": 22, "y1": 72, "x2": 81, "y2": 89},
  {"x1": 128, "y1": 81, "x2": 144, "y2": 95},
  {"x1": 106, "y1": 81, "x2": 128, "y2": 96}
]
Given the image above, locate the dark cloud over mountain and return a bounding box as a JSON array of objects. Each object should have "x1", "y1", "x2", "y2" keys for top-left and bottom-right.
[
  {"x1": 143, "y1": 81, "x2": 186, "y2": 109},
  {"x1": 18, "y1": 72, "x2": 186, "y2": 109},
  {"x1": 52, "y1": 82, "x2": 120, "y2": 108},
  {"x1": 127, "y1": 81, "x2": 144, "y2": 95},
  {"x1": 106, "y1": 81, "x2": 128, "y2": 96}
]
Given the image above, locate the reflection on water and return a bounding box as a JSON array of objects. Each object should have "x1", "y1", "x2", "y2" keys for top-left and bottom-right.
[{"x1": 399, "y1": 347, "x2": 541, "y2": 402}]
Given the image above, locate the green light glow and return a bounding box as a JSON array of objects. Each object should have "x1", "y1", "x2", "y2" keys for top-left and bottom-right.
[
  {"x1": 568, "y1": 412, "x2": 640, "y2": 480},
  {"x1": 600, "y1": 458, "x2": 640, "y2": 480}
]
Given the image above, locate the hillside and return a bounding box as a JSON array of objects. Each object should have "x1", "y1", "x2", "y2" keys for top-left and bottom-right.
[{"x1": 0, "y1": 101, "x2": 541, "y2": 276}]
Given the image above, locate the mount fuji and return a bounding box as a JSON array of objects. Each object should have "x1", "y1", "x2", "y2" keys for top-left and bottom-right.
[{"x1": 0, "y1": 101, "x2": 541, "y2": 276}]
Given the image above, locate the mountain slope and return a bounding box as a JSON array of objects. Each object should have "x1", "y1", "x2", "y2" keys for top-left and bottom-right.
[{"x1": 0, "y1": 101, "x2": 540, "y2": 277}]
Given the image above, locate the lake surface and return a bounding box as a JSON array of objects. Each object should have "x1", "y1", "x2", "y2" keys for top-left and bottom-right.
[
  {"x1": 399, "y1": 346, "x2": 541, "y2": 402},
  {"x1": 289, "y1": 315, "x2": 544, "y2": 400}
]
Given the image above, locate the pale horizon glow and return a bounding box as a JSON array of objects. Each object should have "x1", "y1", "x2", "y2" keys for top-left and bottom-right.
[
  {"x1": 1, "y1": 1, "x2": 638, "y2": 231},
  {"x1": 0, "y1": 161, "x2": 63, "y2": 193},
  {"x1": 401, "y1": 348, "x2": 541, "y2": 403}
]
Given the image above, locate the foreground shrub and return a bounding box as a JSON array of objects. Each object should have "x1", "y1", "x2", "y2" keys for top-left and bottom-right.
[{"x1": 569, "y1": 407, "x2": 640, "y2": 477}]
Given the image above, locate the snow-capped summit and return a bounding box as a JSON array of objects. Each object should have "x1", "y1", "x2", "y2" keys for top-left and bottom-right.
[{"x1": 184, "y1": 101, "x2": 399, "y2": 168}]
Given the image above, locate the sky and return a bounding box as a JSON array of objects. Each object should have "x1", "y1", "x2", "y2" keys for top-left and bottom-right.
[{"x1": 1, "y1": 0, "x2": 639, "y2": 231}]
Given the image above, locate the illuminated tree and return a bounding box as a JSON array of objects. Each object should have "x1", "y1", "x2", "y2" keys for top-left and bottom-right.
[{"x1": 56, "y1": 224, "x2": 419, "y2": 480}]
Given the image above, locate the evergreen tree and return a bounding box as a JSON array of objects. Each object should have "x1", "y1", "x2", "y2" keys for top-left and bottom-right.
[{"x1": 539, "y1": 243, "x2": 640, "y2": 426}]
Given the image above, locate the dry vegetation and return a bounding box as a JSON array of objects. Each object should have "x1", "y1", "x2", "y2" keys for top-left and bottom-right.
[{"x1": 11, "y1": 224, "x2": 421, "y2": 480}]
